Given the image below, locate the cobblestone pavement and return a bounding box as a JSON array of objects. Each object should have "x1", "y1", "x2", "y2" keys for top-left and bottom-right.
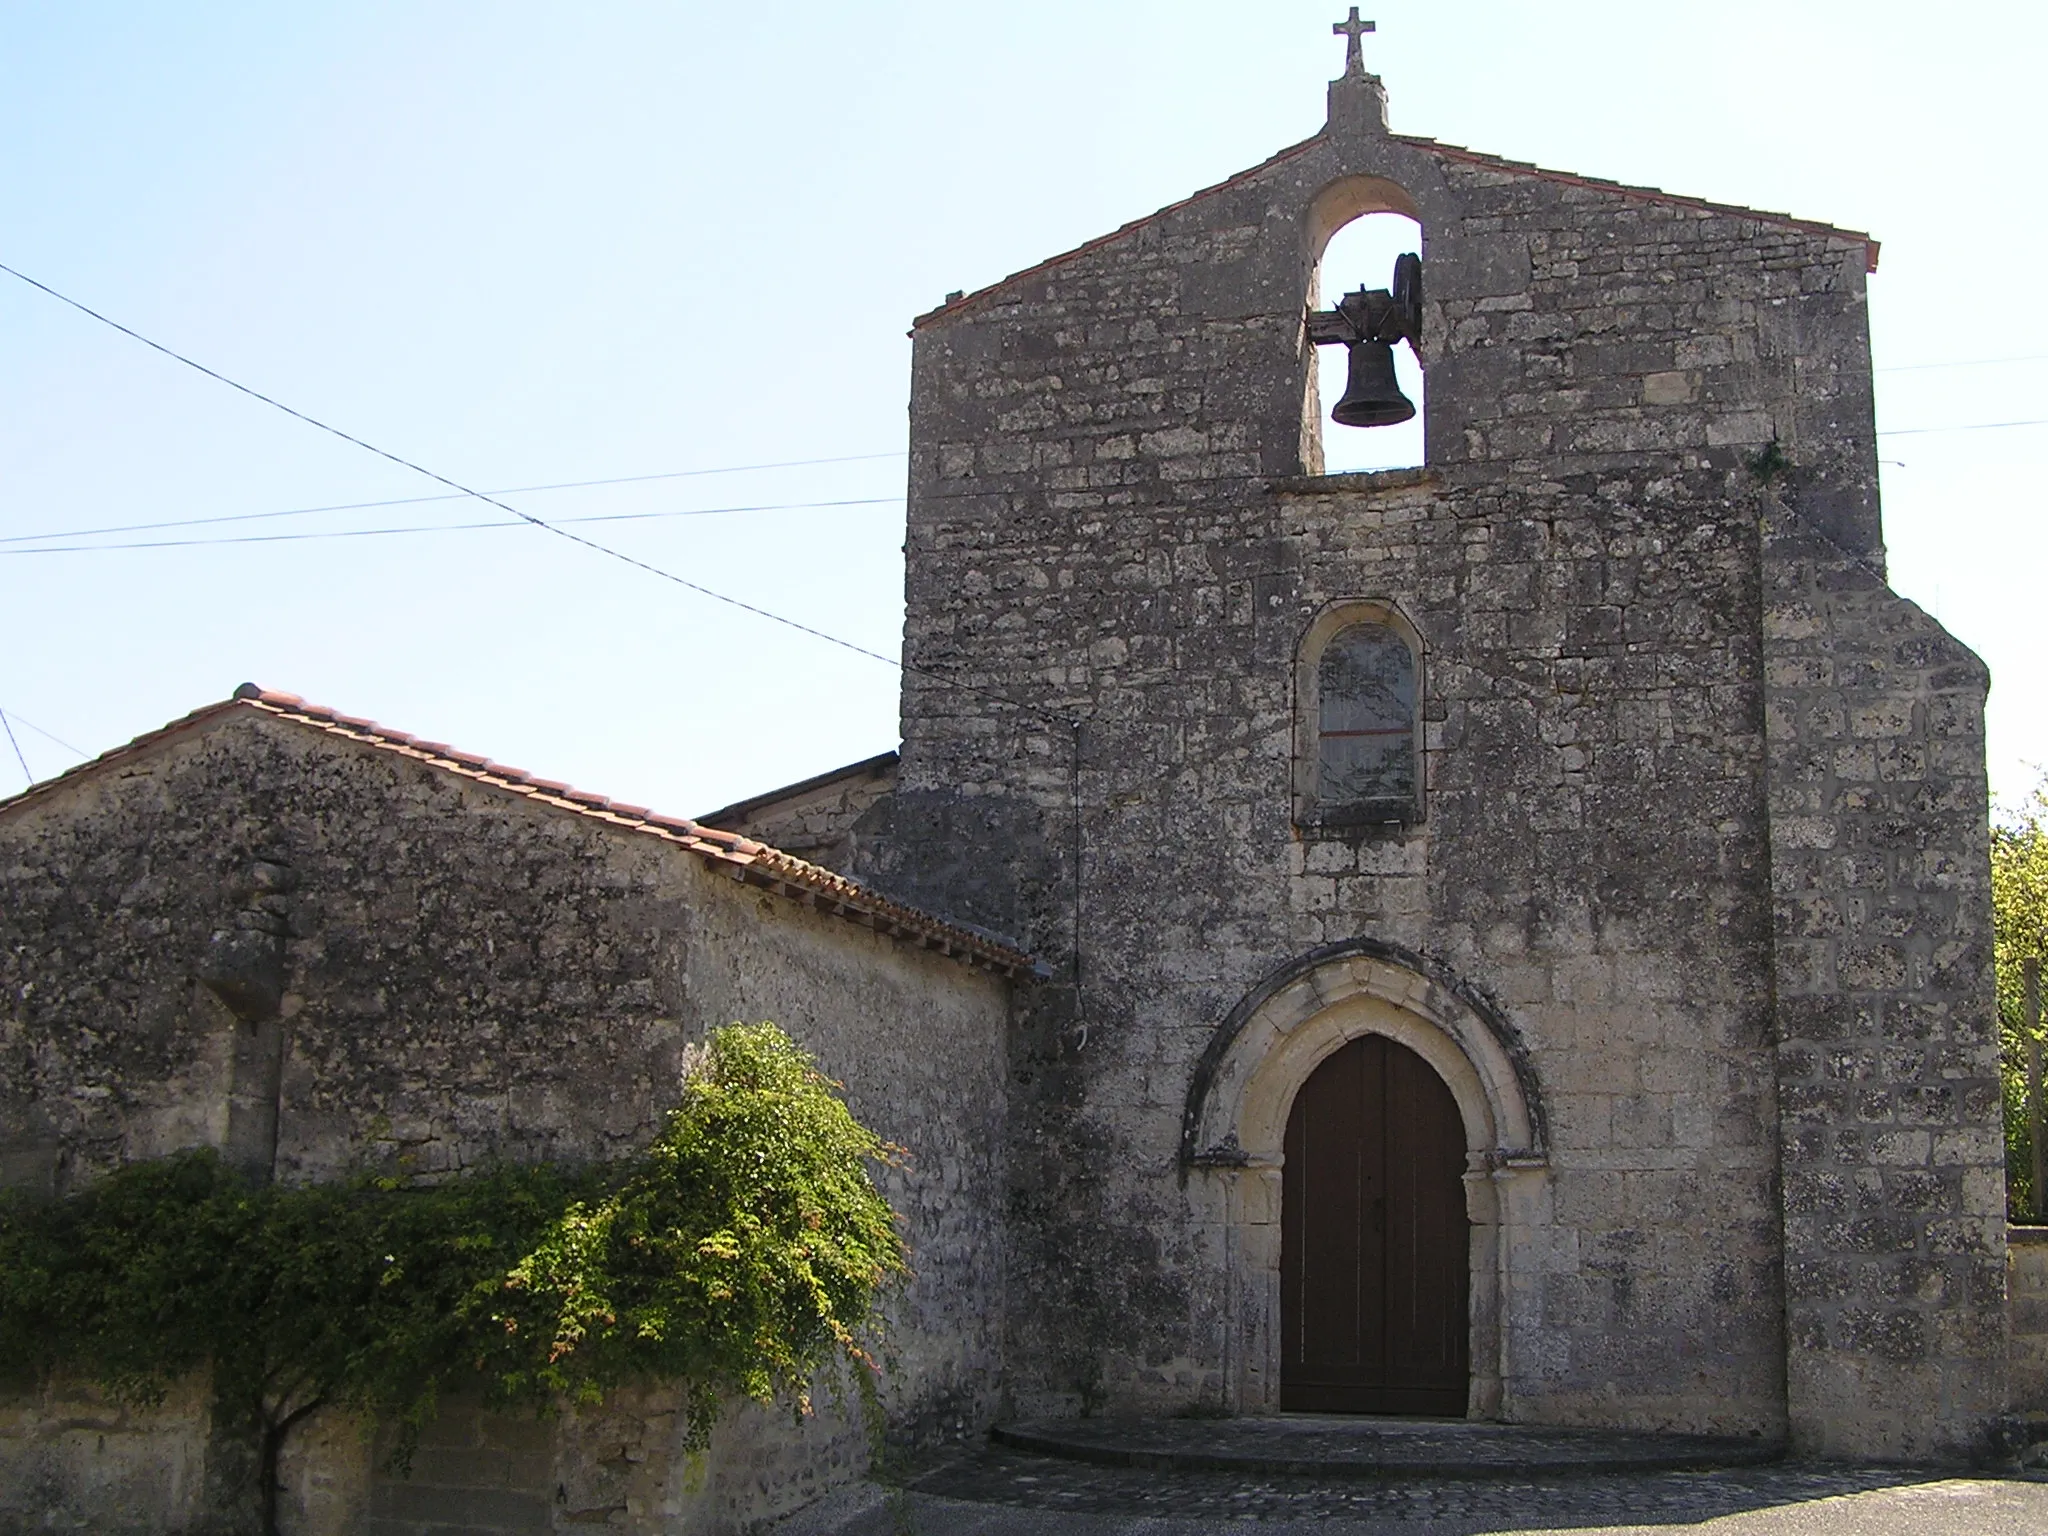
[{"x1": 781, "y1": 1445, "x2": 2048, "y2": 1536}]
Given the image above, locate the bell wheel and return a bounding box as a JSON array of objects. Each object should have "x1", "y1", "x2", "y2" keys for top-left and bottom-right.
[{"x1": 1391, "y1": 253, "x2": 1422, "y2": 343}]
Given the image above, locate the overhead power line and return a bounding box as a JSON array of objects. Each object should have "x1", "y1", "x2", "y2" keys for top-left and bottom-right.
[
  {"x1": 0, "y1": 260, "x2": 1062, "y2": 727},
  {"x1": 4, "y1": 712, "x2": 85, "y2": 761},
  {"x1": 0, "y1": 710, "x2": 29, "y2": 784},
  {"x1": 0, "y1": 451, "x2": 906, "y2": 548},
  {"x1": 11, "y1": 415, "x2": 2042, "y2": 556},
  {"x1": 13, "y1": 251, "x2": 2033, "y2": 700},
  {"x1": 5, "y1": 496, "x2": 900, "y2": 555},
  {"x1": 1876, "y1": 418, "x2": 2048, "y2": 437},
  {"x1": 0, "y1": 707, "x2": 87, "y2": 758},
  {"x1": 11, "y1": 419, "x2": 2042, "y2": 553},
  {"x1": 1875, "y1": 353, "x2": 2048, "y2": 373}
]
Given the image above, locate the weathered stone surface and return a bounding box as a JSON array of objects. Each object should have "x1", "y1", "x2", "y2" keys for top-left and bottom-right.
[
  {"x1": 2011, "y1": 1229, "x2": 2048, "y2": 1411},
  {"x1": 0, "y1": 707, "x2": 1010, "y2": 1533},
  {"x1": 1760, "y1": 506, "x2": 2006, "y2": 1458},
  {"x1": 853, "y1": 64, "x2": 1998, "y2": 1460},
  {"x1": 0, "y1": 1379, "x2": 211, "y2": 1536},
  {"x1": 0, "y1": 48, "x2": 2017, "y2": 1532},
  {"x1": 699, "y1": 752, "x2": 900, "y2": 876}
]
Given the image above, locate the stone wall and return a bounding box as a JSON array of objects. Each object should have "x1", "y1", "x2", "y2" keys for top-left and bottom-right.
[
  {"x1": 698, "y1": 752, "x2": 899, "y2": 877},
  {"x1": 355, "y1": 1389, "x2": 876, "y2": 1536},
  {"x1": 864, "y1": 64, "x2": 1997, "y2": 1456},
  {"x1": 2013, "y1": 1229, "x2": 2048, "y2": 1411},
  {"x1": 0, "y1": 705, "x2": 1011, "y2": 1534},
  {"x1": 0, "y1": 1380, "x2": 212, "y2": 1536},
  {"x1": 876, "y1": 448, "x2": 1795, "y2": 1436}
]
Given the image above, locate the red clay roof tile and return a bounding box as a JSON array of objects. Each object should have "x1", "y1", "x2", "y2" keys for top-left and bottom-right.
[{"x1": 0, "y1": 687, "x2": 1036, "y2": 981}]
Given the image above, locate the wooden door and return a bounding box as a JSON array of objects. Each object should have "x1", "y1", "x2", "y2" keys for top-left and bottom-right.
[{"x1": 1281, "y1": 1033, "x2": 1469, "y2": 1414}]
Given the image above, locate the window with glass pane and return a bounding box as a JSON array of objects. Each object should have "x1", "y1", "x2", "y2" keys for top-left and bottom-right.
[{"x1": 1316, "y1": 623, "x2": 1416, "y2": 819}]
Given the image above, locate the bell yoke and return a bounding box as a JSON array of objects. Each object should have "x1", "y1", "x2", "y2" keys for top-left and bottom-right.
[{"x1": 1308, "y1": 250, "x2": 1423, "y2": 429}]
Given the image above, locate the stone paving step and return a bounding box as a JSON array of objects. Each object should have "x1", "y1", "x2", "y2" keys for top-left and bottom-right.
[
  {"x1": 989, "y1": 1413, "x2": 1785, "y2": 1480},
  {"x1": 773, "y1": 1446, "x2": 2048, "y2": 1536}
]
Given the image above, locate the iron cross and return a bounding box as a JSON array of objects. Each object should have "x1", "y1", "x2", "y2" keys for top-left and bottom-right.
[{"x1": 1333, "y1": 8, "x2": 1375, "y2": 77}]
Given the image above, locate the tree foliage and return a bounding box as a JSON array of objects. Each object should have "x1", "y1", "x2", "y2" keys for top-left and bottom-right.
[
  {"x1": 476, "y1": 1023, "x2": 908, "y2": 1433},
  {"x1": 0, "y1": 1022, "x2": 905, "y2": 1536},
  {"x1": 1993, "y1": 779, "x2": 2048, "y2": 1219}
]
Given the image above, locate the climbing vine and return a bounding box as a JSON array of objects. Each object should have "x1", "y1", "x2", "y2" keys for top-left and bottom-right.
[{"x1": 0, "y1": 1022, "x2": 906, "y2": 1536}]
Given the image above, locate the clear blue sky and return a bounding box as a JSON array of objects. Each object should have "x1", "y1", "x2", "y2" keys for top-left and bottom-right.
[{"x1": 4, "y1": 2, "x2": 2044, "y2": 816}]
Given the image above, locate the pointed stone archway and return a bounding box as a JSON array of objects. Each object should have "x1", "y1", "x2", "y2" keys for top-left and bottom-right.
[{"x1": 1182, "y1": 939, "x2": 1547, "y2": 1418}]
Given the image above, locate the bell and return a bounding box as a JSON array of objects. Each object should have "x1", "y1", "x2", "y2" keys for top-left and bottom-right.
[{"x1": 1331, "y1": 339, "x2": 1416, "y2": 428}]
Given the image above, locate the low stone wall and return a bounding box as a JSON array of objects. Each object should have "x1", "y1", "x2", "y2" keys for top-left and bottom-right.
[
  {"x1": 0, "y1": 1378, "x2": 211, "y2": 1536},
  {"x1": 351, "y1": 1389, "x2": 875, "y2": 1536},
  {"x1": 2014, "y1": 1228, "x2": 2048, "y2": 1410}
]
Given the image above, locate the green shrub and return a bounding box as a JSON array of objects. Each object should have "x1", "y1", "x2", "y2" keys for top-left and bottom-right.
[{"x1": 0, "y1": 1022, "x2": 905, "y2": 1535}]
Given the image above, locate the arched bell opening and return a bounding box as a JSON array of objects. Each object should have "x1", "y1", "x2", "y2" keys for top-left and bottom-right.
[{"x1": 1302, "y1": 177, "x2": 1426, "y2": 477}]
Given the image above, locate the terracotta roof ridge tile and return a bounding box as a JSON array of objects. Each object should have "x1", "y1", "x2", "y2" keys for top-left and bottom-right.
[{"x1": 1, "y1": 686, "x2": 1038, "y2": 982}]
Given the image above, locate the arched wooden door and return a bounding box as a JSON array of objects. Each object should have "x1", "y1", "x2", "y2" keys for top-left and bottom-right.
[{"x1": 1281, "y1": 1033, "x2": 1469, "y2": 1414}]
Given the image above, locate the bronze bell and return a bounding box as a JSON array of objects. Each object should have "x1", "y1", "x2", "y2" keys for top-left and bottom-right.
[
  {"x1": 1331, "y1": 339, "x2": 1415, "y2": 428},
  {"x1": 1309, "y1": 252, "x2": 1424, "y2": 431}
]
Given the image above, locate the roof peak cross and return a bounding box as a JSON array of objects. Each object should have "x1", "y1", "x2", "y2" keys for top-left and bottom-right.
[
  {"x1": 1324, "y1": 7, "x2": 1389, "y2": 136},
  {"x1": 1333, "y1": 8, "x2": 1376, "y2": 79}
]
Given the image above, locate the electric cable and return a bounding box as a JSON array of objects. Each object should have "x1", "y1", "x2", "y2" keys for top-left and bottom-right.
[
  {"x1": 12, "y1": 402, "x2": 2045, "y2": 557},
  {"x1": 1876, "y1": 418, "x2": 2048, "y2": 438},
  {"x1": 1876, "y1": 353, "x2": 2048, "y2": 373},
  {"x1": 4, "y1": 497, "x2": 899, "y2": 555},
  {"x1": 0, "y1": 293, "x2": 2035, "y2": 554},
  {"x1": 0, "y1": 709, "x2": 30, "y2": 784},
  {"x1": 0, "y1": 453, "x2": 905, "y2": 548},
  {"x1": 0, "y1": 259, "x2": 1068, "y2": 729},
  {"x1": 0, "y1": 707, "x2": 87, "y2": 758},
  {"x1": 6, "y1": 429, "x2": 2040, "y2": 554},
  {"x1": 4, "y1": 261, "x2": 1091, "y2": 1004}
]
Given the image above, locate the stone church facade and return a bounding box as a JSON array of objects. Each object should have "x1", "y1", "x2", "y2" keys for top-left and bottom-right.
[
  {"x1": 0, "y1": 28, "x2": 2034, "y2": 1536},
  {"x1": 824, "y1": 47, "x2": 2010, "y2": 1459}
]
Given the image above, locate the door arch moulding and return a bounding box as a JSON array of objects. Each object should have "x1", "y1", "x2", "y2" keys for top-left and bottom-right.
[
  {"x1": 1183, "y1": 936, "x2": 1545, "y2": 1171},
  {"x1": 1181, "y1": 938, "x2": 1549, "y2": 1418}
]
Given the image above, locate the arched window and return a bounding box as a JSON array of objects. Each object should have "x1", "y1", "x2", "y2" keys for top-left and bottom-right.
[{"x1": 1298, "y1": 604, "x2": 1423, "y2": 827}]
